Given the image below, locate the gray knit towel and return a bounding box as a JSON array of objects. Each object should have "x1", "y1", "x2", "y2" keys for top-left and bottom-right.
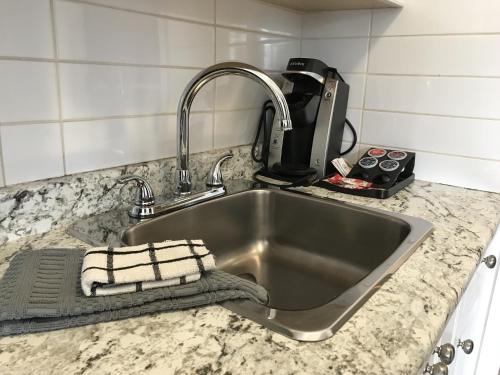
[
  {"x1": 0, "y1": 249, "x2": 268, "y2": 336},
  {"x1": 81, "y1": 240, "x2": 216, "y2": 296}
]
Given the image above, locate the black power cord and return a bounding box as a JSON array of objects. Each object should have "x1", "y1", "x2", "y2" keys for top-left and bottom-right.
[
  {"x1": 340, "y1": 117, "x2": 357, "y2": 156},
  {"x1": 332, "y1": 70, "x2": 358, "y2": 156},
  {"x1": 251, "y1": 100, "x2": 275, "y2": 167}
]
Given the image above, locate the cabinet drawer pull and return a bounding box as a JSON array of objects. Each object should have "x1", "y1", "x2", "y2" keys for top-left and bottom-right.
[
  {"x1": 424, "y1": 362, "x2": 448, "y2": 375},
  {"x1": 482, "y1": 255, "x2": 497, "y2": 269},
  {"x1": 457, "y1": 339, "x2": 474, "y2": 354},
  {"x1": 433, "y1": 343, "x2": 455, "y2": 365}
]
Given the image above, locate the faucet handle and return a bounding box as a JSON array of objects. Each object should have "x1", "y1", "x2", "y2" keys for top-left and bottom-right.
[
  {"x1": 206, "y1": 152, "x2": 233, "y2": 187},
  {"x1": 116, "y1": 175, "x2": 155, "y2": 219}
]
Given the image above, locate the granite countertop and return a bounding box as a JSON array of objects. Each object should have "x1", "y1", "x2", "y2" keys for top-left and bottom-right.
[{"x1": 0, "y1": 180, "x2": 499, "y2": 375}]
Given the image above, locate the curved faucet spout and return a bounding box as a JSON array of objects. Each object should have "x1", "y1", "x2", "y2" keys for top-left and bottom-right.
[{"x1": 175, "y1": 61, "x2": 292, "y2": 195}]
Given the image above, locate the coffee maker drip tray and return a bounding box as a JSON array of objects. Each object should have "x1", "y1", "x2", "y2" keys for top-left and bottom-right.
[
  {"x1": 272, "y1": 163, "x2": 317, "y2": 177},
  {"x1": 254, "y1": 166, "x2": 317, "y2": 187}
]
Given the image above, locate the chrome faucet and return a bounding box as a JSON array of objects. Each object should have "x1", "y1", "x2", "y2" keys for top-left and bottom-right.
[
  {"x1": 116, "y1": 62, "x2": 293, "y2": 220},
  {"x1": 175, "y1": 61, "x2": 293, "y2": 196}
]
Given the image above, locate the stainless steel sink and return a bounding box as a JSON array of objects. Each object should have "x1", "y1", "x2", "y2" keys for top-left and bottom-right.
[{"x1": 121, "y1": 188, "x2": 432, "y2": 341}]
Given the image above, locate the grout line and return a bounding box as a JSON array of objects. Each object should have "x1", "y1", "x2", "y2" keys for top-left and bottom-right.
[
  {"x1": 338, "y1": 72, "x2": 366, "y2": 76},
  {"x1": 59, "y1": 0, "x2": 300, "y2": 39},
  {"x1": 0, "y1": 111, "x2": 208, "y2": 127},
  {"x1": 0, "y1": 56, "x2": 208, "y2": 70},
  {"x1": 302, "y1": 36, "x2": 370, "y2": 40},
  {"x1": 0, "y1": 59, "x2": 284, "y2": 75},
  {"x1": 0, "y1": 108, "x2": 265, "y2": 127},
  {"x1": 3, "y1": 106, "x2": 500, "y2": 127},
  {"x1": 306, "y1": 69, "x2": 500, "y2": 80},
  {"x1": 362, "y1": 108, "x2": 500, "y2": 123},
  {"x1": 249, "y1": 0, "x2": 304, "y2": 15},
  {"x1": 212, "y1": 0, "x2": 217, "y2": 150},
  {"x1": 355, "y1": 10, "x2": 373, "y2": 159},
  {"x1": 303, "y1": 32, "x2": 500, "y2": 40},
  {"x1": 217, "y1": 23, "x2": 300, "y2": 39},
  {"x1": 357, "y1": 142, "x2": 500, "y2": 163},
  {"x1": 0, "y1": 131, "x2": 7, "y2": 186},
  {"x1": 365, "y1": 72, "x2": 500, "y2": 79},
  {"x1": 299, "y1": 1, "x2": 304, "y2": 49},
  {"x1": 51, "y1": 60, "x2": 207, "y2": 70},
  {"x1": 298, "y1": 9, "x2": 303, "y2": 57},
  {"x1": 0, "y1": 119, "x2": 61, "y2": 127},
  {"x1": 298, "y1": 0, "x2": 303, "y2": 57},
  {"x1": 371, "y1": 32, "x2": 500, "y2": 38},
  {"x1": 49, "y1": 0, "x2": 67, "y2": 175},
  {"x1": 61, "y1": 111, "x2": 214, "y2": 123},
  {"x1": 61, "y1": 0, "x2": 215, "y2": 27},
  {"x1": 204, "y1": 22, "x2": 299, "y2": 40},
  {"x1": 214, "y1": 107, "x2": 263, "y2": 113}
]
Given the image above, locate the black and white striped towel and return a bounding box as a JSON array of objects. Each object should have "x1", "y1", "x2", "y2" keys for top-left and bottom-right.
[{"x1": 81, "y1": 240, "x2": 216, "y2": 296}]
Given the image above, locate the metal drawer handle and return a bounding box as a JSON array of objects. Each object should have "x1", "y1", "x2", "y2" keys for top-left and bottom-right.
[
  {"x1": 457, "y1": 339, "x2": 474, "y2": 354},
  {"x1": 433, "y1": 343, "x2": 455, "y2": 365},
  {"x1": 482, "y1": 255, "x2": 497, "y2": 269},
  {"x1": 424, "y1": 362, "x2": 448, "y2": 375}
]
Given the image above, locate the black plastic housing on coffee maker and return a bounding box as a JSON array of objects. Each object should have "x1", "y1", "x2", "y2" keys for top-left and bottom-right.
[{"x1": 255, "y1": 58, "x2": 350, "y2": 186}]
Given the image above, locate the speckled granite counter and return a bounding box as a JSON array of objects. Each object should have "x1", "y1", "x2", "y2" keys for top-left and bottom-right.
[{"x1": 0, "y1": 180, "x2": 499, "y2": 375}]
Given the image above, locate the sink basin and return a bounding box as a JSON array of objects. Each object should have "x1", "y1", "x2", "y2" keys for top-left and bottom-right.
[{"x1": 122, "y1": 188, "x2": 432, "y2": 341}]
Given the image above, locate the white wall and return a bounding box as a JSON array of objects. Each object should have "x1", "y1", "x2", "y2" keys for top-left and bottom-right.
[
  {"x1": 0, "y1": 0, "x2": 301, "y2": 186},
  {"x1": 302, "y1": 0, "x2": 500, "y2": 193}
]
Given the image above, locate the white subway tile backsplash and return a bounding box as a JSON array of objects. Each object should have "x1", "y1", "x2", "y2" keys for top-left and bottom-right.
[
  {"x1": 369, "y1": 35, "x2": 500, "y2": 76},
  {"x1": 216, "y1": 0, "x2": 301, "y2": 37},
  {"x1": 302, "y1": 10, "x2": 371, "y2": 38},
  {"x1": 1, "y1": 0, "x2": 496, "y2": 193},
  {"x1": 64, "y1": 114, "x2": 212, "y2": 174},
  {"x1": 0, "y1": 123, "x2": 64, "y2": 184},
  {"x1": 0, "y1": 0, "x2": 54, "y2": 58},
  {"x1": 64, "y1": 116, "x2": 174, "y2": 174},
  {"x1": 214, "y1": 109, "x2": 260, "y2": 149},
  {"x1": 343, "y1": 109, "x2": 362, "y2": 143},
  {"x1": 301, "y1": 38, "x2": 369, "y2": 73},
  {"x1": 412, "y1": 153, "x2": 500, "y2": 193},
  {"x1": 302, "y1": 4, "x2": 500, "y2": 192},
  {"x1": 189, "y1": 113, "x2": 215, "y2": 154},
  {"x1": 0, "y1": 61, "x2": 58, "y2": 123},
  {"x1": 365, "y1": 75, "x2": 500, "y2": 119},
  {"x1": 216, "y1": 27, "x2": 299, "y2": 71},
  {"x1": 215, "y1": 76, "x2": 268, "y2": 111},
  {"x1": 372, "y1": 0, "x2": 500, "y2": 36},
  {"x1": 55, "y1": 1, "x2": 214, "y2": 66},
  {"x1": 59, "y1": 64, "x2": 213, "y2": 119},
  {"x1": 0, "y1": 0, "x2": 301, "y2": 187},
  {"x1": 81, "y1": 0, "x2": 215, "y2": 23},
  {"x1": 0, "y1": 151, "x2": 4, "y2": 187},
  {"x1": 342, "y1": 74, "x2": 365, "y2": 109},
  {"x1": 361, "y1": 111, "x2": 500, "y2": 160}
]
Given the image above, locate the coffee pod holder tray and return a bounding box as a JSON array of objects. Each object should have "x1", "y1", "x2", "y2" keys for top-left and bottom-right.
[{"x1": 314, "y1": 148, "x2": 415, "y2": 199}]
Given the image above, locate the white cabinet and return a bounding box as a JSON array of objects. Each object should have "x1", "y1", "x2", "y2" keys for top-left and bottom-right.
[
  {"x1": 476, "y1": 234, "x2": 500, "y2": 374},
  {"x1": 426, "y1": 227, "x2": 500, "y2": 374},
  {"x1": 261, "y1": 0, "x2": 402, "y2": 11}
]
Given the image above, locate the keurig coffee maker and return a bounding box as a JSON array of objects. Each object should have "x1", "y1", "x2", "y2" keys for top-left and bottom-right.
[{"x1": 252, "y1": 58, "x2": 356, "y2": 186}]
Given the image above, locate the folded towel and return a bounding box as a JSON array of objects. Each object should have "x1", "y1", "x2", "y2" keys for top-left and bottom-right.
[
  {"x1": 81, "y1": 240, "x2": 216, "y2": 296},
  {"x1": 0, "y1": 249, "x2": 268, "y2": 336}
]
